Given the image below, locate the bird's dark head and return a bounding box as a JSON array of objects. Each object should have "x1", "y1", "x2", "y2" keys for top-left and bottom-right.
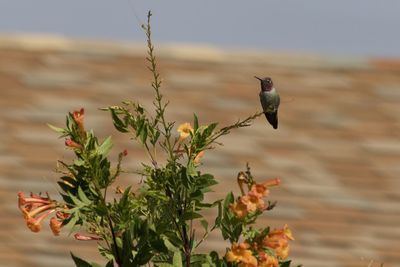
[{"x1": 254, "y1": 76, "x2": 273, "y2": 91}]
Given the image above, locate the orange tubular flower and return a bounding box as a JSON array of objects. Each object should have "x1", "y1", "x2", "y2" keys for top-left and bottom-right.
[
  {"x1": 73, "y1": 108, "x2": 85, "y2": 131},
  {"x1": 249, "y1": 183, "x2": 269, "y2": 199},
  {"x1": 26, "y1": 209, "x2": 56, "y2": 232},
  {"x1": 229, "y1": 197, "x2": 249, "y2": 218},
  {"x1": 263, "y1": 224, "x2": 294, "y2": 259},
  {"x1": 240, "y1": 195, "x2": 260, "y2": 213},
  {"x1": 258, "y1": 252, "x2": 279, "y2": 267},
  {"x1": 226, "y1": 242, "x2": 257, "y2": 267},
  {"x1": 194, "y1": 150, "x2": 205, "y2": 164},
  {"x1": 49, "y1": 217, "x2": 62, "y2": 236},
  {"x1": 65, "y1": 139, "x2": 82, "y2": 149},
  {"x1": 263, "y1": 177, "x2": 281, "y2": 188},
  {"x1": 18, "y1": 192, "x2": 51, "y2": 210},
  {"x1": 74, "y1": 233, "x2": 102, "y2": 241},
  {"x1": 50, "y1": 210, "x2": 70, "y2": 236},
  {"x1": 231, "y1": 188, "x2": 269, "y2": 219}
]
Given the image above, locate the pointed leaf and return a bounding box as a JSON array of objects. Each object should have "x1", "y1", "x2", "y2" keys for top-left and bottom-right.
[
  {"x1": 155, "y1": 264, "x2": 174, "y2": 267},
  {"x1": 193, "y1": 113, "x2": 199, "y2": 132},
  {"x1": 162, "y1": 236, "x2": 179, "y2": 252},
  {"x1": 139, "y1": 125, "x2": 148, "y2": 144},
  {"x1": 223, "y1": 192, "x2": 234, "y2": 210},
  {"x1": 63, "y1": 212, "x2": 79, "y2": 229},
  {"x1": 68, "y1": 192, "x2": 86, "y2": 207},
  {"x1": 97, "y1": 136, "x2": 113, "y2": 156},
  {"x1": 279, "y1": 260, "x2": 292, "y2": 267},
  {"x1": 206, "y1": 123, "x2": 218, "y2": 135},
  {"x1": 200, "y1": 219, "x2": 208, "y2": 232},
  {"x1": 182, "y1": 211, "x2": 202, "y2": 220},
  {"x1": 70, "y1": 252, "x2": 92, "y2": 267},
  {"x1": 77, "y1": 187, "x2": 91, "y2": 205},
  {"x1": 47, "y1": 123, "x2": 66, "y2": 134},
  {"x1": 173, "y1": 251, "x2": 183, "y2": 267},
  {"x1": 110, "y1": 108, "x2": 128, "y2": 133}
]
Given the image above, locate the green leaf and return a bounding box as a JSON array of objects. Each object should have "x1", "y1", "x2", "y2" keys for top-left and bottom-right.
[
  {"x1": 223, "y1": 192, "x2": 234, "y2": 210},
  {"x1": 172, "y1": 251, "x2": 183, "y2": 267},
  {"x1": 77, "y1": 187, "x2": 91, "y2": 205},
  {"x1": 279, "y1": 260, "x2": 292, "y2": 267},
  {"x1": 98, "y1": 245, "x2": 115, "y2": 262},
  {"x1": 47, "y1": 123, "x2": 66, "y2": 134},
  {"x1": 140, "y1": 125, "x2": 148, "y2": 144},
  {"x1": 215, "y1": 201, "x2": 222, "y2": 226},
  {"x1": 200, "y1": 219, "x2": 208, "y2": 232},
  {"x1": 193, "y1": 113, "x2": 199, "y2": 132},
  {"x1": 182, "y1": 211, "x2": 203, "y2": 220},
  {"x1": 162, "y1": 236, "x2": 179, "y2": 252},
  {"x1": 67, "y1": 192, "x2": 86, "y2": 207},
  {"x1": 186, "y1": 161, "x2": 197, "y2": 178},
  {"x1": 57, "y1": 176, "x2": 77, "y2": 192},
  {"x1": 110, "y1": 108, "x2": 129, "y2": 133},
  {"x1": 63, "y1": 212, "x2": 79, "y2": 230},
  {"x1": 105, "y1": 261, "x2": 114, "y2": 267},
  {"x1": 136, "y1": 119, "x2": 145, "y2": 137},
  {"x1": 73, "y1": 159, "x2": 85, "y2": 166},
  {"x1": 97, "y1": 136, "x2": 113, "y2": 156},
  {"x1": 70, "y1": 252, "x2": 92, "y2": 267},
  {"x1": 155, "y1": 264, "x2": 174, "y2": 267},
  {"x1": 151, "y1": 130, "x2": 161, "y2": 145},
  {"x1": 206, "y1": 123, "x2": 218, "y2": 135}
]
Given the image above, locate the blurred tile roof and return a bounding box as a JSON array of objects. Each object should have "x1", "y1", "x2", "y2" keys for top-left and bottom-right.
[{"x1": 1, "y1": 35, "x2": 399, "y2": 267}]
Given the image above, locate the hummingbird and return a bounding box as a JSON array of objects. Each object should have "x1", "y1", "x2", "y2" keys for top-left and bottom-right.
[{"x1": 254, "y1": 76, "x2": 280, "y2": 129}]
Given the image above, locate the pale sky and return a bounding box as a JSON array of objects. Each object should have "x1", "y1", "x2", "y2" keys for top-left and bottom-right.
[{"x1": 0, "y1": 0, "x2": 399, "y2": 57}]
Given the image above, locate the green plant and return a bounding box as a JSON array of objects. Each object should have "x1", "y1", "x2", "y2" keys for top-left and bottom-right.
[{"x1": 17, "y1": 11, "x2": 298, "y2": 267}]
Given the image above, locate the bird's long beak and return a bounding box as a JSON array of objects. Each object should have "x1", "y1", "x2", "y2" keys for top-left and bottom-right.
[{"x1": 254, "y1": 76, "x2": 262, "y2": 81}]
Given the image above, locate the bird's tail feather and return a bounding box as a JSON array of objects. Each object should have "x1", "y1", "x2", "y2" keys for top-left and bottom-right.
[{"x1": 265, "y1": 111, "x2": 278, "y2": 129}]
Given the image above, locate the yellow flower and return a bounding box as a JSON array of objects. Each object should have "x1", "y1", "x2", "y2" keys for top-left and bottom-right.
[
  {"x1": 226, "y1": 243, "x2": 257, "y2": 267},
  {"x1": 177, "y1": 122, "x2": 193, "y2": 140}
]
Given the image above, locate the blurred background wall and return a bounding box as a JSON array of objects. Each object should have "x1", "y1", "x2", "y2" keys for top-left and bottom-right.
[{"x1": 1, "y1": 1, "x2": 399, "y2": 267}]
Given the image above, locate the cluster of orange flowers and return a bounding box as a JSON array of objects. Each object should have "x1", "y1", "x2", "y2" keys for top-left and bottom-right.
[
  {"x1": 17, "y1": 192, "x2": 66, "y2": 235},
  {"x1": 17, "y1": 108, "x2": 105, "y2": 241},
  {"x1": 226, "y1": 174, "x2": 294, "y2": 266},
  {"x1": 229, "y1": 177, "x2": 280, "y2": 218},
  {"x1": 226, "y1": 225, "x2": 294, "y2": 267}
]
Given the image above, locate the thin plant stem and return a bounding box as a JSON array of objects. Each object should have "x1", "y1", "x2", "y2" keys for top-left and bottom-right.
[{"x1": 142, "y1": 11, "x2": 175, "y2": 162}]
